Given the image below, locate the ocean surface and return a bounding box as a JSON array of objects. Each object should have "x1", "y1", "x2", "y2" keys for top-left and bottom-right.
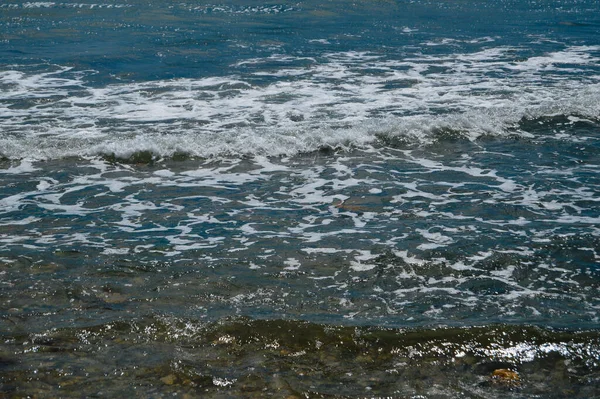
[{"x1": 1, "y1": 0, "x2": 600, "y2": 397}]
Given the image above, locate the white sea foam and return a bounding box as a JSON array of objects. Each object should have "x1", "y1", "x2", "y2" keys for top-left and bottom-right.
[
  {"x1": 0, "y1": 160, "x2": 40, "y2": 174},
  {"x1": 178, "y1": 3, "x2": 297, "y2": 14},
  {"x1": 1, "y1": 45, "x2": 599, "y2": 160},
  {"x1": 1, "y1": 2, "x2": 131, "y2": 9}
]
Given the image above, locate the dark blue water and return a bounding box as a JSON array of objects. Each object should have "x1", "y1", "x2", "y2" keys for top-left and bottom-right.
[{"x1": 1, "y1": 1, "x2": 600, "y2": 397}]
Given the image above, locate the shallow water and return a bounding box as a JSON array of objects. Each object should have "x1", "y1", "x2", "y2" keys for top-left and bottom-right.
[
  {"x1": 1, "y1": 0, "x2": 600, "y2": 397},
  {"x1": 2, "y1": 317, "x2": 600, "y2": 398}
]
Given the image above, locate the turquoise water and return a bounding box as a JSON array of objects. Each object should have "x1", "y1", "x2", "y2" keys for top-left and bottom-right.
[{"x1": 1, "y1": 0, "x2": 600, "y2": 397}]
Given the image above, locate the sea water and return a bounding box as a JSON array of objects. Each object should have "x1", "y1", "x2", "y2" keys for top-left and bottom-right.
[{"x1": 1, "y1": 0, "x2": 599, "y2": 397}]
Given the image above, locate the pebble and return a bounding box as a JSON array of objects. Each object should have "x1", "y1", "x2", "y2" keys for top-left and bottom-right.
[
  {"x1": 491, "y1": 369, "x2": 520, "y2": 386},
  {"x1": 160, "y1": 374, "x2": 177, "y2": 385}
]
